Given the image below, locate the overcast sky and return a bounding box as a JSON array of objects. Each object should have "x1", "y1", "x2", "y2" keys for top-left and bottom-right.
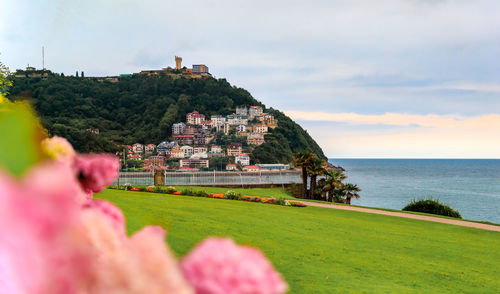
[{"x1": 1, "y1": 0, "x2": 499, "y2": 158}]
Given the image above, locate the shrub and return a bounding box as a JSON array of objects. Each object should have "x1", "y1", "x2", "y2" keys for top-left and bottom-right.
[
  {"x1": 195, "y1": 190, "x2": 209, "y2": 197},
  {"x1": 165, "y1": 186, "x2": 176, "y2": 194},
  {"x1": 224, "y1": 190, "x2": 239, "y2": 200},
  {"x1": 138, "y1": 186, "x2": 148, "y2": 192},
  {"x1": 276, "y1": 198, "x2": 286, "y2": 206},
  {"x1": 403, "y1": 198, "x2": 462, "y2": 218},
  {"x1": 181, "y1": 189, "x2": 195, "y2": 196}
]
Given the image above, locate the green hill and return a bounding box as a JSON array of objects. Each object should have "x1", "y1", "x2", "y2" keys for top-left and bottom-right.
[{"x1": 8, "y1": 73, "x2": 325, "y2": 163}]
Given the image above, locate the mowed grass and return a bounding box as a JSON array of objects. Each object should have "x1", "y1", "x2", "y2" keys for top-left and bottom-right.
[
  {"x1": 172, "y1": 185, "x2": 297, "y2": 199},
  {"x1": 96, "y1": 189, "x2": 500, "y2": 293}
]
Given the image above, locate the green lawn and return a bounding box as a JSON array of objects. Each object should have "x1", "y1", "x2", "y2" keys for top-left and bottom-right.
[
  {"x1": 97, "y1": 189, "x2": 500, "y2": 293},
  {"x1": 171, "y1": 185, "x2": 297, "y2": 199}
]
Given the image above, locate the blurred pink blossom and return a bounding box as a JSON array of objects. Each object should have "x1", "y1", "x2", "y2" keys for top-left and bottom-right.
[
  {"x1": 73, "y1": 154, "x2": 119, "y2": 193},
  {"x1": 181, "y1": 238, "x2": 288, "y2": 294}
]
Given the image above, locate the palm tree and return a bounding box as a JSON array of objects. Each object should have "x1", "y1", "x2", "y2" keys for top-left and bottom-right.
[
  {"x1": 343, "y1": 183, "x2": 361, "y2": 205},
  {"x1": 292, "y1": 150, "x2": 315, "y2": 198},
  {"x1": 320, "y1": 170, "x2": 347, "y2": 202},
  {"x1": 307, "y1": 158, "x2": 326, "y2": 199}
]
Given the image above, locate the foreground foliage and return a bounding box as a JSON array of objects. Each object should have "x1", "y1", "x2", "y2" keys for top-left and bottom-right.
[{"x1": 403, "y1": 198, "x2": 462, "y2": 219}]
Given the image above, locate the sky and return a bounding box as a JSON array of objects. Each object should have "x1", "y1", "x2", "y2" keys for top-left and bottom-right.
[{"x1": 1, "y1": 0, "x2": 499, "y2": 158}]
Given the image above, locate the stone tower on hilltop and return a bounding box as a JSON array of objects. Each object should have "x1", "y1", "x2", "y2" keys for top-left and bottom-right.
[{"x1": 175, "y1": 56, "x2": 182, "y2": 70}]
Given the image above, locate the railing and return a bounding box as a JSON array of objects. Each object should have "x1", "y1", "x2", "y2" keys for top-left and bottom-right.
[
  {"x1": 112, "y1": 171, "x2": 154, "y2": 186},
  {"x1": 112, "y1": 170, "x2": 302, "y2": 186}
]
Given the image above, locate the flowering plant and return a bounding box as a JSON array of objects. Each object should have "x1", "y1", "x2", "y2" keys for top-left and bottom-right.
[{"x1": 0, "y1": 101, "x2": 288, "y2": 294}]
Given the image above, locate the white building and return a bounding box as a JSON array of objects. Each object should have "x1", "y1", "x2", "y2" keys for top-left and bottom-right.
[
  {"x1": 235, "y1": 153, "x2": 250, "y2": 166},
  {"x1": 236, "y1": 124, "x2": 246, "y2": 133},
  {"x1": 132, "y1": 143, "x2": 144, "y2": 153},
  {"x1": 194, "y1": 145, "x2": 208, "y2": 154},
  {"x1": 249, "y1": 106, "x2": 263, "y2": 120},
  {"x1": 180, "y1": 145, "x2": 194, "y2": 158},
  {"x1": 254, "y1": 123, "x2": 268, "y2": 134},
  {"x1": 236, "y1": 106, "x2": 248, "y2": 116},
  {"x1": 211, "y1": 115, "x2": 226, "y2": 126},
  {"x1": 227, "y1": 114, "x2": 248, "y2": 126}
]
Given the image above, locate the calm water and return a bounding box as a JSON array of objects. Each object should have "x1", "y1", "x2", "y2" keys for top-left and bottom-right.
[{"x1": 329, "y1": 159, "x2": 500, "y2": 224}]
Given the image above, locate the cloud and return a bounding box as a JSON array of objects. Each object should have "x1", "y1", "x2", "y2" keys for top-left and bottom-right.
[{"x1": 287, "y1": 111, "x2": 500, "y2": 158}]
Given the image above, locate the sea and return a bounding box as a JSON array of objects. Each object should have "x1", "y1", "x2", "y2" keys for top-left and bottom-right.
[{"x1": 328, "y1": 159, "x2": 500, "y2": 224}]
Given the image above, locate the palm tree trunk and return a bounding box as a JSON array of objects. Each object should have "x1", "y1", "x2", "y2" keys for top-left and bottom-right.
[
  {"x1": 301, "y1": 167, "x2": 308, "y2": 198},
  {"x1": 309, "y1": 175, "x2": 317, "y2": 199},
  {"x1": 346, "y1": 196, "x2": 351, "y2": 205}
]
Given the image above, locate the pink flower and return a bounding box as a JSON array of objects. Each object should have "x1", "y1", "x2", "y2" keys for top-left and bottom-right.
[
  {"x1": 83, "y1": 199, "x2": 126, "y2": 237},
  {"x1": 181, "y1": 238, "x2": 288, "y2": 294},
  {"x1": 73, "y1": 154, "x2": 119, "y2": 193},
  {"x1": 0, "y1": 162, "x2": 92, "y2": 294}
]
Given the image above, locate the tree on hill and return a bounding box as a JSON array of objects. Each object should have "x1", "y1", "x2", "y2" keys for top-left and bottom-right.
[{"x1": 8, "y1": 74, "x2": 326, "y2": 161}]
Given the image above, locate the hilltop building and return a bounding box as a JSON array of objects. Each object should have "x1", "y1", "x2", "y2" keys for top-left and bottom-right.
[
  {"x1": 139, "y1": 56, "x2": 211, "y2": 79},
  {"x1": 172, "y1": 123, "x2": 186, "y2": 135}
]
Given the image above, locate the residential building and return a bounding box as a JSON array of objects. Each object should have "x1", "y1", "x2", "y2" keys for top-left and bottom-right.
[
  {"x1": 226, "y1": 164, "x2": 237, "y2": 171},
  {"x1": 254, "y1": 123, "x2": 268, "y2": 134},
  {"x1": 180, "y1": 145, "x2": 194, "y2": 158},
  {"x1": 193, "y1": 145, "x2": 208, "y2": 154},
  {"x1": 186, "y1": 110, "x2": 205, "y2": 125},
  {"x1": 256, "y1": 164, "x2": 290, "y2": 171},
  {"x1": 236, "y1": 106, "x2": 248, "y2": 116},
  {"x1": 235, "y1": 131, "x2": 247, "y2": 137},
  {"x1": 173, "y1": 135, "x2": 194, "y2": 145},
  {"x1": 227, "y1": 114, "x2": 248, "y2": 126},
  {"x1": 184, "y1": 124, "x2": 202, "y2": 135},
  {"x1": 132, "y1": 143, "x2": 144, "y2": 154},
  {"x1": 227, "y1": 143, "x2": 242, "y2": 156},
  {"x1": 194, "y1": 133, "x2": 208, "y2": 145},
  {"x1": 86, "y1": 128, "x2": 99, "y2": 134},
  {"x1": 249, "y1": 106, "x2": 263, "y2": 120},
  {"x1": 172, "y1": 122, "x2": 186, "y2": 135},
  {"x1": 235, "y1": 154, "x2": 250, "y2": 166},
  {"x1": 157, "y1": 141, "x2": 178, "y2": 156},
  {"x1": 128, "y1": 154, "x2": 142, "y2": 160},
  {"x1": 247, "y1": 133, "x2": 265, "y2": 145},
  {"x1": 209, "y1": 145, "x2": 224, "y2": 156},
  {"x1": 144, "y1": 144, "x2": 155, "y2": 154},
  {"x1": 243, "y1": 165, "x2": 260, "y2": 172},
  {"x1": 257, "y1": 113, "x2": 275, "y2": 123},
  {"x1": 211, "y1": 115, "x2": 226, "y2": 126},
  {"x1": 180, "y1": 158, "x2": 209, "y2": 168},
  {"x1": 200, "y1": 120, "x2": 213, "y2": 131},
  {"x1": 168, "y1": 148, "x2": 185, "y2": 159},
  {"x1": 223, "y1": 123, "x2": 230, "y2": 135},
  {"x1": 193, "y1": 64, "x2": 209, "y2": 73},
  {"x1": 144, "y1": 156, "x2": 165, "y2": 167},
  {"x1": 236, "y1": 124, "x2": 246, "y2": 133}
]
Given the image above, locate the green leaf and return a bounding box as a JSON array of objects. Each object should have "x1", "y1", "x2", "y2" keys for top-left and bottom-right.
[{"x1": 0, "y1": 102, "x2": 45, "y2": 177}]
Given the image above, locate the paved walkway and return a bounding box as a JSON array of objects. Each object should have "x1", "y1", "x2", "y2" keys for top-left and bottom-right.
[{"x1": 288, "y1": 200, "x2": 500, "y2": 232}]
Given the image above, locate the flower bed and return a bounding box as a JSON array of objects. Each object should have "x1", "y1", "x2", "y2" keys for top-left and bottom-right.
[
  {"x1": 109, "y1": 186, "x2": 295, "y2": 207},
  {"x1": 288, "y1": 201, "x2": 307, "y2": 207}
]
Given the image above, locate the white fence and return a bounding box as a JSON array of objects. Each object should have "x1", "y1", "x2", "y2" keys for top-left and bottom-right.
[
  {"x1": 112, "y1": 170, "x2": 302, "y2": 186},
  {"x1": 112, "y1": 172, "x2": 154, "y2": 186}
]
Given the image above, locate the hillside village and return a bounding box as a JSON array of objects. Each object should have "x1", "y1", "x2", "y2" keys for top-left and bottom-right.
[{"x1": 118, "y1": 105, "x2": 289, "y2": 172}]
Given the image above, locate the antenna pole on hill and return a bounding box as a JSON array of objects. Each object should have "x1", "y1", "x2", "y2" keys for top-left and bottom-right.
[{"x1": 42, "y1": 46, "x2": 45, "y2": 70}]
